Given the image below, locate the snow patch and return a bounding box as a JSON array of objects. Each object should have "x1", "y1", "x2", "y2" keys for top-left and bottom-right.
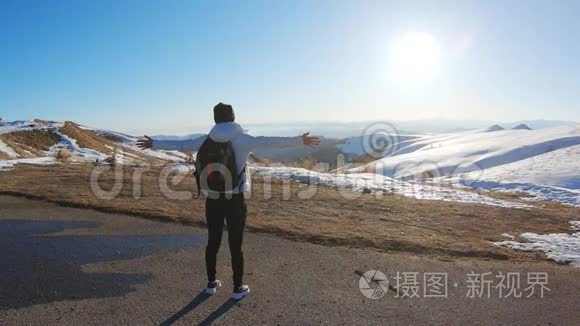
[
  {"x1": 0, "y1": 120, "x2": 63, "y2": 135},
  {"x1": 0, "y1": 139, "x2": 19, "y2": 158},
  {"x1": 160, "y1": 150, "x2": 188, "y2": 159},
  {"x1": 252, "y1": 166, "x2": 531, "y2": 208},
  {"x1": 169, "y1": 163, "x2": 194, "y2": 173},
  {"x1": 495, "y1": 221, "x2": 580, "y2": 267},
  {"x1": 456, "y1": 180, "x2": 580, "y2": 207},
  {"x1": 53, "y1": 131, "x2": 107, "y2": 161},
  {"x1": 0, "y1": 157, "x2": 57, "y2": 170},
  {"x1": 118, "y1": 143, "x2": 186, "y2": 162}
]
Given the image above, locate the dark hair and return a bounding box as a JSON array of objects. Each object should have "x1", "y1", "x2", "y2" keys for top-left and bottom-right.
[{"x1": 213, "y1": 103, "x2": 235, "y2": 123}]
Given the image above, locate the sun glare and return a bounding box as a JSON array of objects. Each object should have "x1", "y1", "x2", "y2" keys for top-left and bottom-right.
[{"x1": 390, "y1": 32, "x2": 442, "y2": 81}]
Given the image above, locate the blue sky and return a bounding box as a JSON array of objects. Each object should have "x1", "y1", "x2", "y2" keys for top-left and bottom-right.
[{"x1": 1, "y1": 0, "x2": 579, "y2": 134}]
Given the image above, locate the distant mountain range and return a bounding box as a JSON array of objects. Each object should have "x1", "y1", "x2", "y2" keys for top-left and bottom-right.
[
  {"x1": 151, "y1": 134, "x2": 205, "y2": 141},
  {"x1": 143, "y1": 119, "x2": 577, "y2": 139}
]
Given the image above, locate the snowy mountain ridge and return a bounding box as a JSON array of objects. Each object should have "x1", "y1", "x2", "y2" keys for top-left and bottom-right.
[
  {"x1": 338, "y1": 124, "x2": 580, "y2": 206},
  {"x1": 0, "y1": 119, "x2": 188, "y2": 170}
]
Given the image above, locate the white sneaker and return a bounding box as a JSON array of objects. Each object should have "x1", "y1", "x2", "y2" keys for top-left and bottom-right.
[
  {"x1": 205, "y1": 280, "x2": 222, "y2": 295},
  {"x1": 231, "y1": 285, "x2": 250, "y2": 300}
]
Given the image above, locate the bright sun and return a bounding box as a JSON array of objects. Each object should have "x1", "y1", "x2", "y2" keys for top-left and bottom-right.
[{"x1": 390, "y1": 32, "x2": 441, "y2": 81}]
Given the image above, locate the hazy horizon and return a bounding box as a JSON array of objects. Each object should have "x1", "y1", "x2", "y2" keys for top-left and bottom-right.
[
  {"x1": 136, "y1": 118, "x2": 578, "y2": 138},
  {"x1": 2, "y1": 115, "x2": 577, "y2": 137}
]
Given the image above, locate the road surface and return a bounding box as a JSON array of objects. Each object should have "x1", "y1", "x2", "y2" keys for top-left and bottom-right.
[{"x1": 1, "y1": 195, "x2": 579, "y2": 325}]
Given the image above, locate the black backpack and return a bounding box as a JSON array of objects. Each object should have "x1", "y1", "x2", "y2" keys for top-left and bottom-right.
[{"x1": 193, "y1": 138, "x2": 245, "y2": 198}]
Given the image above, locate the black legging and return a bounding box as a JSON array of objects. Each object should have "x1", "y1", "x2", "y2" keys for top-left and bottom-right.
[{"x1": 205, "y1": 193, "x2": 247, "y2": 288}]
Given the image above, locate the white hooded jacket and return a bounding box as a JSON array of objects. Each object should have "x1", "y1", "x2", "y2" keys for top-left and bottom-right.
[{"x1": 158, "y1": 122, "x2": 302, "y2": 193}]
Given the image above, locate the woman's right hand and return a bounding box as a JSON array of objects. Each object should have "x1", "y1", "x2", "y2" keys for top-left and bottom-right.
[{"x1": 136, "y1": 135, "x2": 154, "y2": 150}]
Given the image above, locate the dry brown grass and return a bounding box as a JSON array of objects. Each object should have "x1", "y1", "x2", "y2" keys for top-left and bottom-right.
[
  {"x1": 248, "y1": 153, "x2": 272, "y2": 166},
  {"x1": 352, "y1": 153, "x2": 377, "y2": 165},
  {"x1": 0, "y1": 164, "x2": 578, "y2": 263},
  {"x1": 103, "y1": 155, "x2": 116, "y2": 165},
  {"x1": 0, "y1": 129, "x2": 61, "y2": 149},
  {"x1": 55, "y1": 149, "x2": 72, "y2": 163},
  {"x1": 0, "y1": 129, "x2": 61, "y2": 156},
  {"x1": 60, "y1": 121, "x2": 115, "y2": 155},
  {"x1": 58, "y1": 121, "x2": 166, "y2": 165}
]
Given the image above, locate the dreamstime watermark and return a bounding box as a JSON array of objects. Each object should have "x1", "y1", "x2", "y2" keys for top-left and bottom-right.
[
  {"x1": 361, "y1": 122, "x2": 400, "y2": 158},
  {"x1": 87, "y1": 121, "x2": 489, "y2": 201},
  {"x1": 358, "y1": 270, "x2": 550, "y2": 300}
]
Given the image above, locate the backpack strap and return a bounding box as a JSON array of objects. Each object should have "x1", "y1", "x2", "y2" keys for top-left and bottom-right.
[
  {"x1": 193, "y1": 161, "x2": 202, "y2": 199},
  {"x1": 237, "y1": 164, "x2": 247, "y2": 192},
  {"x1": 192, "y1": 138, "x2": 210, "y2": 200}
]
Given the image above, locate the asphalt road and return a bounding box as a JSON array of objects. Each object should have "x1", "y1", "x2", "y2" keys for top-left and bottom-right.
[{"x1": 1, "y1": 195, "x2": 579, "y2": 325}]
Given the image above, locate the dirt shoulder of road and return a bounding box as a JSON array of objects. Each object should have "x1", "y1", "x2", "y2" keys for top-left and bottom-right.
[{"x1": 1, "y1": 164, "x2": 578, "y2": 263}]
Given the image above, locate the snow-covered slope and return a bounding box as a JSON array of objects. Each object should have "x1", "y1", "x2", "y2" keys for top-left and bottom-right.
[
  {"x1": 338, "y1": 134, "x2": 420, "y2": 157},
  {"x1": 90, "y1": 128, "x2": 187, "y2": 162},
  {"x1": 464, "y1": 144, "x2": 579, "y2": 189},
  {"x1": 343, "y1": 124, "x2": 580, "y2": 206},
  {"x1": 348, "y1": 125, "x2": 579, "y2": 177},
  {"x1": 451, "y1": 144, "x2": 580, "y2": 206}
]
